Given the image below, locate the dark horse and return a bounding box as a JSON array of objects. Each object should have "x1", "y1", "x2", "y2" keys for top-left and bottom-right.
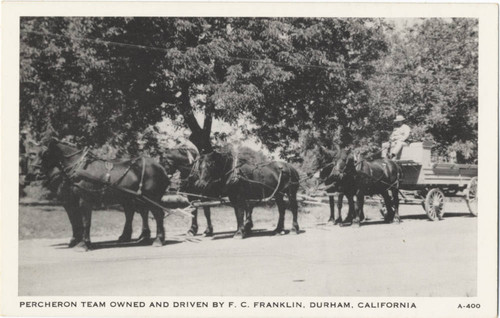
[
  {"x1": 193, "y1": 148, "x2": 300, "y2": 239},
  {"x1": 161, "y1": 147, "x2": 214, "y2": 236},
  {"x1": 309, "y1": 145, "x2": 355, "y2": 225},
  {"x1": 29, "y1": 138, "x2": 170, "y2": 251},
  {"x1": 325, "y1": 145, "x2": 402, "y2": 226}
]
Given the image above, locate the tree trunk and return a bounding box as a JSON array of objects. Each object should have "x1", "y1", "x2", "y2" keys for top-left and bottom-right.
[{"x1": 188, "y1": 129, "x2": 212, "y2": 154}]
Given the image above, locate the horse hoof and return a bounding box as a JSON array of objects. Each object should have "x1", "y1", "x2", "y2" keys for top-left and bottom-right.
[
  {"x1": 136, "y1": 235, "x2": 151, "y2": 245},
  {"x1": 68, "y1": 238, "x2": 80, "y2": 248},
  {"x1": 274, "y1": 229, "x2": 286, "y2": 235},
  {"x1": 352, "y1": 222, "x2": 361, "y2": 228},
  {"x1": 233, "y1": 232, "x2": 245, "y2": 239},
  {"x1": 137, "y1": 230, "x2": 151, "y2": 240},
  {"x1": 203, "y1": 230, "x2": 214, "y2": 237},
  {"x1": 187, "y1": 226, "x2": 198, "y2": 236},
  {"x1": 152, "y1": 238, "x2": 164, "y2": 247},
  {"x1": 74, "y1": 241, "x2": 90, "y2": 252},
  {"x1": 118, "y1": 235, "x2": 131, "y2": 243},
  {"x1": 291, "y1": 228, "x2": 300, "y2": 234}
]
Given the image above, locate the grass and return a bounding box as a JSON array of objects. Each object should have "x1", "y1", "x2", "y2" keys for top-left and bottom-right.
[
  {"x1": 18, "y1": 202, "x2": 335, "y2": 241},
  {"x1": 19, "y1": 196, "x2": 471, "y2": 241}
]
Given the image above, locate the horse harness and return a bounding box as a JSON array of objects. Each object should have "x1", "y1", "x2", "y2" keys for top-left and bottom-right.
[
  {"x1": 58, "y1": 147, "x2": 148, "y2": 197},
  {"x1": 194, "y1": 151, "x2": 288, "y2": 202},
  {"x1": 353, "y1": 158, "x2": 400, "y2": 192},
  {"x1": 229, "y1": 157, "x2": 286, "y2": 202}
]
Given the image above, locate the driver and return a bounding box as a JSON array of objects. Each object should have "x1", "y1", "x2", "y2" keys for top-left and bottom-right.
[{"x1": 382, "y1": 115, "x2": 411, "y2": 159}]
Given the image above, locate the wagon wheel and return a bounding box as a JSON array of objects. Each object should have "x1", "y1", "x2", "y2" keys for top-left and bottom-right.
[
  {"x1": 466, "y1": 177, "x2": 478, "y2": 216},
  {"x1": 424, "y1": 188, "x2": 445, "y2": 221}
]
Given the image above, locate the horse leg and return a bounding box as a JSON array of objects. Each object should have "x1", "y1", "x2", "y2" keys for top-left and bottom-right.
[
  {"x1": 327, "y1": 194, "x2": 336, "y2": 225},
  {"x1": 244, "y1": 205, "x2": 254, "y2": 234},
  {"x1": 233, "y1": 204, "x2": 246, "y2": 239},
  {"x1": 273, "y1": 194, "x2": 286, "y2": 235},
  {"x1": 342, "y1": 195, "x2": 355, "y2": 225},
  {"x1": 75, "y1": 199, "x2": 92, "y2": 252},
  {"x1": 352, "y1": 191, "x2": 364, "y2": 227},
  {"x1": 335, "y1": 193, "x2": 343, "y2": 224},
  {"x1": 382, "y1": 192, "x2": 395, "y2": 223},
  {"x1": 359, "y1": 195, "x2": 366, "y2": 222},
  {"x1": 187, "y1": 208, "x2": 199, "y2": 236},
  {"x1": 391, "y1": 188, "x2": 401, "y2": 223},
  {"x1": 203, "y1": 207, "x2": 214, "y2": 237},
  {"x1": 289, "y1": 191, "x2": 300, "y2": 234},
  {"x1": 63, "y1": 201, "x2": 83, "y2": 248},
  {"x1": 137, "y1": 208, "x2": 151, "y2": 244},
  {"x1": 118, "y1": 201, "x2": 135, "y2": 243},
  {"x1": 151, "y1": 207, "x2": 165, "y2": 247}
]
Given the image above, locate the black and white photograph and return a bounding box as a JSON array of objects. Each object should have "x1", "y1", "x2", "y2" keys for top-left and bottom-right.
[{"x1": 2, "y1": 2, "x2": 498, "y2": 317}]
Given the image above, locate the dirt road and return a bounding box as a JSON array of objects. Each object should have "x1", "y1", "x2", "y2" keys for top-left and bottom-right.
[{"x1": 19, "y1": 202, "x2": 476, "y2": 296}]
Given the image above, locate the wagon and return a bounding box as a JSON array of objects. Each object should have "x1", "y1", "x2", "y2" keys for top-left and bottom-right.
[{"x1": 387, "y1": 141, "x2": 478, "y2": 221}]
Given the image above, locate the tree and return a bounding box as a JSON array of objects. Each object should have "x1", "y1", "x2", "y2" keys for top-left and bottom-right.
[
  {"x1": 20, "y1": 17, "x2": 390, "y2": 156},
  {"x1": 366, "y1": 18, "x2": 478, "y2": 161}
]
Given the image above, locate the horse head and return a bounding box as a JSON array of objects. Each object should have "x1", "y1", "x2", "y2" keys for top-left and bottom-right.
[
  {"x1": 192, "y1": 150, "x2": 233, "y2": 194},
  {"x1": 34, "y1": 138, "x2": 64, "y2": 183},
  {"x1": 307, "y1": 145, "x2": 338, "y2": 180},
  {"x1": 325, "y1": 146, "x2": 356, "y2": 185},
  {"x1": 29, "y1": 138, "x2": 82, "y2": 188}
]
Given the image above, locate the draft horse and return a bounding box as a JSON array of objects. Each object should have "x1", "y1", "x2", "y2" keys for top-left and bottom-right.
[
  {"x1": 325, "y1": 145, "x2": 402, "y2": 226},
  {"x1": 309, "y1": 145, "x2": 355, "y2": 225},
  {"x1": 30, "y1": 138, "x2": 170, "y2": 251},
  {"x1": 161, "y1": 147, "x2": 214, "y2": 236},
  {"x1": 193, "y1": 149, "x2": 301, "y2": 239}
]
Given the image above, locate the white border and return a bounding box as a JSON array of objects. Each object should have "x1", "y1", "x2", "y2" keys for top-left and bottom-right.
[{"x1": 1, "y1": 2, "x2": 498, "y2": 317}]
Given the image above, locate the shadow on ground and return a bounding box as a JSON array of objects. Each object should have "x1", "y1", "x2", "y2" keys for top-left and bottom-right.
[{"x1": 51, "y1": 238, "x2": 184, "y2": 250}]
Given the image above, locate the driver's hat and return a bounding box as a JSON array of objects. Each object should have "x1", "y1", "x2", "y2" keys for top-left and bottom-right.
[{"x1": 394, "y1": 115, "x2": 405, "y2": 122}]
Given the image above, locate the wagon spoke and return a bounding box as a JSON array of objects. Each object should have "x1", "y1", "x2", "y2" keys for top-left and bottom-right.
[
  {"x1": 425, "y1": 188, "x2": 445, "y2": 221},
  {"x1": 466, "y1": 177, "x2": 478, "y2": 216}
]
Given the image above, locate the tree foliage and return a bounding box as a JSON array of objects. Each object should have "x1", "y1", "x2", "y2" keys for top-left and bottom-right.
[
  {"x1": 20, "y1": 17, "x2": 477, "y2": 162},
  {"x1": 366, "y1": 18, "x2": 478, "y2": 161}
]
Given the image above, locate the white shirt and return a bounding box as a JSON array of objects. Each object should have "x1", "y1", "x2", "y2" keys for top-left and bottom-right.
[{"x1": 390, "y1": 124, "x2": 411, "y2": 142}]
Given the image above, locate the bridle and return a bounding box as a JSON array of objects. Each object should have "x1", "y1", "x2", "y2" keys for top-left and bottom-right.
[{"x1": 331, "y1": 155, "x2": 354, "y2": 179}]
